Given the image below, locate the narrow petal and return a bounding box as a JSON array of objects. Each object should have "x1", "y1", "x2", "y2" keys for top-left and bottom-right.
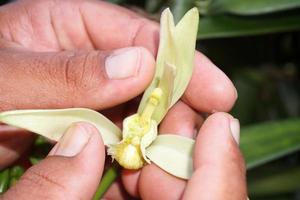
[
  {"x1": 137, "y1": 8, "x2": 176, "y2": 123},
  {"x1": 140, "y1": 120, "x2": 158, "y2": 163},
  {"x1": 138, "y1": 8, "x2": 199, "y2": 123},
  {"x1": 171, "y1": 8, "x2": 199, "y2": 106},
  {"x1": 0, "y1": 108, "x2": 121, "y2": 145},
  {"x1": 151, "y1": 63, "x2": 176, "y2": 123}
]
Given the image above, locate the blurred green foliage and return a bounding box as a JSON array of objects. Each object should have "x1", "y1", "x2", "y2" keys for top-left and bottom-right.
[{"x1": 1, "y1": 0, "x2": 300, "y2": 199}]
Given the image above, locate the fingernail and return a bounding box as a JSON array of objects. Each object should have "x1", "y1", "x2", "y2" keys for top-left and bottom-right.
[
  {"x1": 234, "y1": 88, "x2": 238, "y2": 100},
  {"x1": 105, "y1": 47, "x2": 140, "y2": 79},
  {"x1": 51, "y1": 123, "x2": 92, "y2": 157},
  {"x1": 230, "y1": 118, "x2": 240, "y2": 144}
]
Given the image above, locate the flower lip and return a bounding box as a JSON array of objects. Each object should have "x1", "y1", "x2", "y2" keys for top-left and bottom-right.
[{"x1": 108, "y1": 113, "x2": 158, "y2": 169}]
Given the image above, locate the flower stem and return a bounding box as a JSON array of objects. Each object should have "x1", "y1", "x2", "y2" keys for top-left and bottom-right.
[
  {"x1": 92, "y1": 162, "x2": 120, "y2": 200},
  {"x1": 0, "y1": 169, "x2": 10, "y2": 194}
]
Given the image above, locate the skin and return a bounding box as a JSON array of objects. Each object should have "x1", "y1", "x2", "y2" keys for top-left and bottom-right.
[{"x1": 0, "y1": 0, "x2": 246, "y2": 199}]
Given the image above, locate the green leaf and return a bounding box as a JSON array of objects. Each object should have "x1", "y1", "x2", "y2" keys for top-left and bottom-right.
[
  {"x1": 145, "y1": 0, "x2": 163, "y2": 13},
  {"x1": 170, "y1": 0, "x2": 195, "y2": 23},
  {"x1": 248, "y1": 166, "x2": 300, "y2": 196},
  {"x1": 240, "y1": 118, "x2": 300, "y2": 169},
  {"x1": 9, "y1": 166, "x2": 24, "y2": 187},
  {"x1": 30, "y1": 157, "x2": 43, "y2": 165},
  {"x1": 146, "y1": 134, "x2": 195, "y2": 179},
  {"x1": 0, "y1": 108, "x2": 121, "y2": 145},
  {"x1": 106, "y1": 0, "x2": 125, "y2": 4},
  {"x1": 198, "y1": 13, "x2": 300, "y2": 39},
  {"x1": 200, "y1": 0, "x2": 300, "y2": 16}
]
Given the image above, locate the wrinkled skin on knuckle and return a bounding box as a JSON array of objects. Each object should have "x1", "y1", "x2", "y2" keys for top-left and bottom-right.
[{"x1": 55, "y1": 51, "x2": 107, "y2": 102}]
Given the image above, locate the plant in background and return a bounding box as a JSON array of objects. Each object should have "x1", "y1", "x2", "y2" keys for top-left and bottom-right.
[{"x1": 0, "y1": 7, "x2": 199, "y2": 196}]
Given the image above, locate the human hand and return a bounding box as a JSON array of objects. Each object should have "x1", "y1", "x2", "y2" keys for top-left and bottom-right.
[
  {"x1": 0, "y1": 0, "x2": 158, "y2": 168},
  {"x1": 125, "y1": 109, "x2": 247, "y2": 200},
  {"x1": 0, "y1": 0, "x2": 243, "y2": 199},
  {"x1": 0, "y1": 0, "x2": 236, "y2": 169},
  {"x1": 1, "y1": 112, "x2": 246, "y2": 200}
]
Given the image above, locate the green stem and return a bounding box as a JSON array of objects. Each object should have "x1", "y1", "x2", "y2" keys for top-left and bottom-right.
[
  {"x1": 0, "y1": 169, "x2": 10, "y2": 194},
  {"x1": 92, "y1": 162, "x2": 120, "y2": 200}
]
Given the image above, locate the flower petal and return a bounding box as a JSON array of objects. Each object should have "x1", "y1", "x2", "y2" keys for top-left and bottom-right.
[
  {"x1": 171, "y1": 7, "x2": 199, "y2": 106},
  {"x1": 138, "y1": 8, "x2": 176, "y2": 124},
  {"x1": 138, "y1": 8, "x2": 199, "y2": 123},
  {"x1": 0, "y1": 108, "x2": 121, "y2": 145},
  {"x1": 146, "y1": 134, "x2": 195, "y2": 179},
  {"x1": 140, "y1": 120, "x2": 158, "y2": 163}
]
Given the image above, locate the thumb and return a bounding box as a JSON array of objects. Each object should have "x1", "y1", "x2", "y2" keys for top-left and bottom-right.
[
  {"x1": 183, "y1": 112, "x2": 247, "y2": 200},
  {"x1": 0, "y1": 47, "x2": 155, "y2": 111},
  {"x1": 2, "y1": 122, "x2": 105, "y2": 200}
]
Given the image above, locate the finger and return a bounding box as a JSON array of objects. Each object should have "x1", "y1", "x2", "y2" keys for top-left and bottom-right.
[
  {"x1": 1, "y1": 0, "x2": 237, "y2": 113},
  {"x1": 135, "y1": 102, "x2": 202, "y2": 199},
  {"x1": 45, "y1": 0, "x2": 237, "y2": 113},
  {"x1": 183, "y1": 112, "x2": 247, "y2": 200},
  {"x1": 103, "y1": 179, "x2": 131, "y2": 200},
  {"x1": 58, "y1": 1, "x2": 238, "y2": 113},
  {"x1": 0, "y1": 125, "x2": 34, "y2": 169},
  {"x1": 183, "y1": 52, "x2": 238, "y2": 113},
  {"x1": 79, "y1": 1, "x2": 159, "y2": 53},
  {"x1": 2, "y1": 122, "x2": 105, "y2": 200},
  {"x1": 0, "y1": 47, "x2": 155, "y2": 111},
  {"x1": 121, "y1": 169, "x2": 141, "y2": 198},
  {"x1": 0, "y1": 0, "x2": 159, "y2": 53},
  {"x1": 159, "y1": 101, "x2": 203, "y2": 138}
]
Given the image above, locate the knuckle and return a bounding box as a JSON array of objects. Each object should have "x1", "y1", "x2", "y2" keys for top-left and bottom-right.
[
  {"x1": 130, "y1": 17, "x2": 158, "y2": 46},
  {"x1": 130, "y1": 18, "x2": 148, "y2": 44},
  {"x1": 62, "y1": 52, "x2": 103, "y2": 91},
  {"x1": 57, "y1": 51, "x2": 106, "y2": 96}
]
